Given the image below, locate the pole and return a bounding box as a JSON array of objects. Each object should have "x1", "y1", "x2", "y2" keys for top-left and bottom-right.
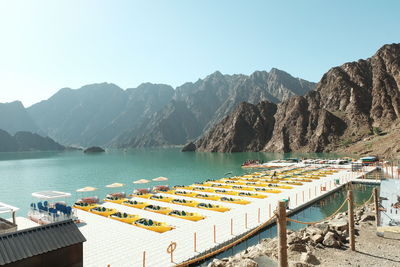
[
  {"x1": 231, "y1": 218, "x2": 233, "y2": 235},
  {"x1": 213, "y1": 225, "x2": 216, "y2": 243},
  {"x1": 194, "y1": 232, "x2": 197, "y2": 252},
  {"x1": 245, "y1": 213, "x2": 248, "y2": 229},
  {"x1": 277, "y1": 200, "x2": 288, "y2": 267},
  {"x1": 258, "y1": 208, "x2": 260, "y2": 223},
  {"x1": 373, "y1": 188, "x2": 379, "y2": 227},
  {"x1": 143, "y1": 251, "x2": 146, "y2": 267},
  {"x1": 347, "y1": 190, "x2": 355, "y2": 251},
  {"x1": 269, "y1": 203, "x2": 271, "y2": 218}
]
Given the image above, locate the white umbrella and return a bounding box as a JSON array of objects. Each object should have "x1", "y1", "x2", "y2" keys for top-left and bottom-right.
[
  {"x1": 152, "y1": 177, "x2": 168, "y2": 182},
  {"x1": 133, "y1": 179, "x2": 150, "y2": 184},
  {"x1": 106, "y1": 183, "x2": 125, "y2": 188},
  {"x1": 76, "y1": 186, "x2": 97, "y2": 192}
]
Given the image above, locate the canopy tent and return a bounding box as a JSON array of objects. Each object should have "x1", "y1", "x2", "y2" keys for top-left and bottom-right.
[
  {"x1": 106, "y1": 183, "x2": 125, "y2": 188},
  {"x1": 31, "y1": 191, "x2": 72, "y2": 200},
  {"x1": 152, "y1": 177, "x2": 168, "y2": 182},
  {"x1": 76, "y1": 187, "x2": 97, "y2": 192},
  {"x1": 133, "y1": 179, "x2": 150, "y2": 184}
]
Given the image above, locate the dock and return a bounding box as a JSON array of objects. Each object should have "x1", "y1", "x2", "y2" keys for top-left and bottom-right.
[{"x1": 73, "y1": 164, "x2": 378, "y2": 267}]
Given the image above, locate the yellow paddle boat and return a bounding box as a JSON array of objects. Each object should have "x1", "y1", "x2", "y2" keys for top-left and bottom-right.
[
  {"x1": 130, "y1": 192, "x2": 153, "y2": 199},
  {"x1": 219, "y1": 197, "x2": 250, "y2": 205},
  {"x1": 171, "y1": 190, "x2": 198, "y2": 197},
  {"x1": 263, "y1": 183, "x2": 293, "y2": 189},
  {"x1": 174, "y1": 185, "x2": 194, "y2": 190},
  {"x1": 238, "y1": 192, "x2": 267, "y2": 199},
  {"x1": 208, "y1": 183, "x2": 231, "y2": 189},
  {"x1": 109, "y1": 212, "x2": 140, "y2": 224},
  {"x1": 73, "y1": 202, "x2": 99, "y2": 211},
  {"x1": 231, "y1": 185, "x2": 255, "y2": 191},
  {"x1": 214, "y1": 189, "x2": 239, "y2": 196},
  {"x1": 196, "y1": 203, "x2": 230, "y2": 212},
  {"x1": 168, "y1": 210, "x2": 205, "y2": 221},
  {"x1": 133, "y1": 218, "x2": 173, "y2": 233},
  {"x1": 192, "y1": 186, "x2": 215, "y2": 193},
  {"x1": 104, "y1": 196, "x2": 127, "y2": 204},
  {"x1": 194, "y1": 194, "x2": 220, "y2": 201},
  {"x1": 89, "y1": 206, "x2": 118, "y2": 217},
  {"x1": 171, "y1": 198, "x2": 199, "y2": 207},
  {"x1": 122, "y1": 200, "x2": 148, "y2": 209},
  {"x1": 144, "y1": 204, "x2": 173, "y2": 215},
  {"x1": 149, "y1": 195, "x2": 174, "y2": 203},
  {"x1": 254, "y1": 187, "x2": 281, "y2": 194}
]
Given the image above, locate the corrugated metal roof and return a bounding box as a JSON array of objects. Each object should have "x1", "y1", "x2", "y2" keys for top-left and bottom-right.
[{"x1": 0, "y1": 219, "x2": 86, "y2": 266}]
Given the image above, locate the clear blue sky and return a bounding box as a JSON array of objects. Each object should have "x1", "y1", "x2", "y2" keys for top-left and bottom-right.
[{"x1": 1, "y1": 0, "x2": 399, "y2": 106}]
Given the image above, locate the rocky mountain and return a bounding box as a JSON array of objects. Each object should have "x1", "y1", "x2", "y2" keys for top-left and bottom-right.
[
  {"x1": 194, "y1": 43, "x2": 400, "y2": 154},
  {"x1": 117, "y1": 69, "x2": 315, "y2": 147},
  {"x1": 0, "y1": 101, "x2": 40, "y2": 134},
  {"x1": 0, "y1": 129, "x2": 64, "y2": 152},
  {"x1": 27, "y1": 82, "x2": 174, "y2": 147}
]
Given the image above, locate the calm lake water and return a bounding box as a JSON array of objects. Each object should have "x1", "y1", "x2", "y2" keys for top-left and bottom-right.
[{"x1": 0, "y1": 148, "x2": 345, "y2": 217}]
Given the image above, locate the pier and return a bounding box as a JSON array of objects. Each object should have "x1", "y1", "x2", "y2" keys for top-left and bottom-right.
[{"x1": 72, "y1": 164, "x2": 378, "y2": 267}]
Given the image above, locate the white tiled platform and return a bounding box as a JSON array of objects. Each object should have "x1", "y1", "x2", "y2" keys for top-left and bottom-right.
[{"x1": 74, "y1": 165, "x2": 377, "y2": 267}]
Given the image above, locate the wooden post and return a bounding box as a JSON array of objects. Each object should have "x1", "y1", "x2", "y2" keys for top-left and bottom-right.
[
  {"x1": 143, "y1": 251, "x2": 146, "y2": 267},
  {"x1": 213, "y1": 225, "x2": 216, "y2": 243},
  {"x1": 194, "y1": 232, "x2": 197, "y2": 252},
  {"x1": 295, "y1": 193, "x2": 298, "y2": 206},
  {"x1": 245, "y1": 213, "x2": 248, "y2": 228},
  {"x1": 258, "y1": 208, "x2": 260, "y2": 223},
  {"x1": 373, "y1": 188, "x2": 379, "y2": 227},
  {"x1": 347, "y1": 190, "x2": 355, "y2": 251},
  {"x1": 277, "y1": 200, "x2": 288, "y2": 267},
  {"x1": 269, "y1": 203, "x2": 271, "y2": 217},
  {"x1": 231, "y1": 218, "x2": 233, "y2": 235}
]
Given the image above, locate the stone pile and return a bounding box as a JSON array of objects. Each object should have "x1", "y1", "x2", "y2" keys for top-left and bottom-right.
[{"x1": 207, "y1": 204, "x2": 376, "y2": 267}]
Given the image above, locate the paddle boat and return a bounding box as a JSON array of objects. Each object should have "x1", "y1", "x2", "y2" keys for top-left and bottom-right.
[
  {"x1": 238, "y1": 192, "x2": 267, "y2": 199},
  {"x1": 194, "y1": 194, "x2": 220, "y2": 201},
  {"x1": 214, "y1": 189, "x2": 239, "y2": 196},
  {"x1": 231, "y1": 185, "x2": 255, "y2": 191},
  {"x1": 144, "y1": 204, "x2": 173, "y2": 215},
  {"x1": 133, "y1": 218, "x2": 173, "y2": 233},
  {"x1": 219, "y1": 197, "x2": 250, "y2": 205},
  {"x1": 129, "y1": 188, "x2": 153, "y2": 198},
  {"x1": 104, "y1": 192, "x2": 127, "y2": 204},
  {"x1": 171, "y1": 198, "x2": 199, "y2": 207},
  {"x1": 89, "y1": 206, "x2": 118, "y2": 217},
  {"x1": 254, "y1": 187, "x2": 281, "y2": 194},
  {"x1": 196, "y1": 203, "x2": 230, "y2": 212},
  {"x1": 74, "y1": 201, "x2": 99, "y2": 211},
  {"x1": 149, "y1": 195, "x2": 174, "y2": 203},
  {"x1": 168, "y1": 210, "x2": 205, "y2": 221},
  {"x1": 191, "y1": 186, "x2": 215, "y2": 193},
  {"x1": 170, "y1": 190, "x2": 198, "y2": 197},
  {"x1": 173, "y1": 185, "x2": 194, "y2": 190},
  {"x1": 109, "y1": 212, "x2": 140, "y2": 224},
  {"x1": 152, "y1": 185, "x2": 170, "y2": 192},
  {"x1": 122, "y1": 200, "x2": 149, "y2": 209},
  {"x1": 262, "y1": 183, "x2": 293, "y2": 189}
]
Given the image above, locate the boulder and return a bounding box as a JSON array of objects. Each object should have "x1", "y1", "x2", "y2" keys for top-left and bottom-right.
[
  {"x1": 360, "y1": 213, "x2": 375, "y2": 222},
  {"x1": 313, "y1": 223, "x2": 330, "y2": 235},
  {"x1": 208, "y1": 259, "x2": 226, "y2": 267},
  {"x1": 306, "y1": 227, "x2": 322, "y2": 236},
  {"x1": 322, "y1": 232, "x2": 340, "y2": 248},
  {"x1": 237, "y1": 258, "x2": 258, "y2": 267},
  {"x1": 289, "y1": 261, "x2": 313, "y2": 267},
  {"x1": 287, "y1": 233, "x2": 302, "y2": 244},
  {"x1": 311, "y1": 234, "x2": 324, "y2": 244},
  {"x1": 288, "y1": 243, "x2": 307, "y2": 252},
  {"x1": 300, "y1": 252, "x2": 320, "y2": 265},
  {"x1": 181, "y1": 142, "x2": 196, "y2": 152},
  {"x1": 328, "y1": 219, "x2": 348, "y2": 231}
]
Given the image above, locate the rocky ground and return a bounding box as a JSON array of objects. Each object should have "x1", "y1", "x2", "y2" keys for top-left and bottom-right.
[{"x1": 207, "y1": 204, "x2": 400, "y2": 267}]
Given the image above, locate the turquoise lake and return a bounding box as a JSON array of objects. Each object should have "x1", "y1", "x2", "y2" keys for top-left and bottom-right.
[{"x1": 0, "y1": 148, "x2": 345, "y2": 218}]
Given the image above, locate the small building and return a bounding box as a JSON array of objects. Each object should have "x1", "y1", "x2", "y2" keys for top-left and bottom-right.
[{"x1": 0, "y1": 219, "x2": 86, "y2": 267}]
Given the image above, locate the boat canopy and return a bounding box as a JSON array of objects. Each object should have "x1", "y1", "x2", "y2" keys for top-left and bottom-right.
[
  {"x1": 31, "y1": 191, "x2": 72, "y2": 199},
  {"x1": 0, "y1": 202, "x2": 20, "y2": 214}
]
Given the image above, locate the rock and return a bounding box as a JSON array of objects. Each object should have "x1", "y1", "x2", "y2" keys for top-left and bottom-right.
[
  {"x1": 306, "y1": 227, "x2": 323, "y2": 236},
  {"x1": 300, "y1": 252, "x2": 320, "y2": 265},
  {"x1": 313, "y1": 223, "x2": 330, "y2": 235},
  {"x1": 289, "y1": 261, "x2": 312, "y2": 267},
  {"x1": 322, "y1": 232, "x2": 340, "y2": 248},
  {"x1": 328, "y1": 219, "x2": 348, "y2": 231},
  {"x1": 83, "y1": 146, "x2": 105, "y2": 153},
  {"x1": 311, "y1": 234, "x2": 324, "y2": 244},
  {"x1": 208, "y1": 259, "x2": 226, "y2": 267},
  {"x1": 181, "y1": 142, "x2": 196, "y2": 152},
  {"x1": 288, "y1": 243, "x2": 307, "y2": 252},
  {"x1": 360, "y1": 213, "x2": 375, "y2": 222},
  {"x1": 287, "y1": 233, "x2": 302, "y2": 244},
  {"x1": 237, "y1": 258, "x2": 258, "y2": 267}
]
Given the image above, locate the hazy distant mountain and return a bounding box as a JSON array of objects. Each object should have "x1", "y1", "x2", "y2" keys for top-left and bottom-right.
[
  {"x1": 0, "y1": 129, "x2": 64, "y2": 152},
  {"x1": 0, "y1": 101, "x2": 40, "y2": 134},
  {"x1": 116, "y1": 69, "x2": 315, "y2": 147},
  {"x1": 27, "y1": 82, "x2": 174, "y2": 146}
]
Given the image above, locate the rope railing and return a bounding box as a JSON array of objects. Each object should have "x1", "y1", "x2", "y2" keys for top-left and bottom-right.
[{"x1": 174, "y1": 214, "x2": 277, "y2": 267}]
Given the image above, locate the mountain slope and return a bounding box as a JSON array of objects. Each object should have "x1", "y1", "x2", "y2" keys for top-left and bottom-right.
[
  {"x1": 28, "y1": 82, "x2": 174, "y2": 146},
  {"x1": 194, "y1": 43, "x2": 400, "y2": 154},
  {"x1": 0, "y1": 129, "x2": 64, "y2": 152},
  {"x1": 0, "y1": 101, "x2": 40, "y2": 134},
  {"x1": 117, "y1": 69, "x2": 315, "y2": 147}
]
